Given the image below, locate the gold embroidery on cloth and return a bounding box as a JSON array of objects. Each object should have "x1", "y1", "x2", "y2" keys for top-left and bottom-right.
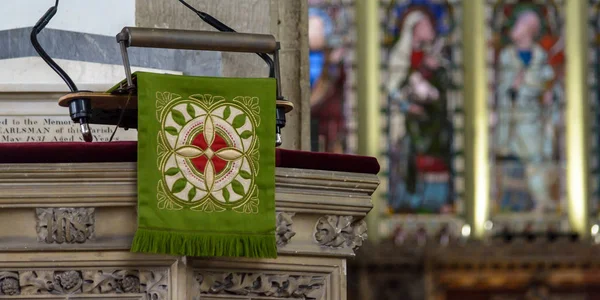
[{"x1": 155, "y1": 92, "x2": 261, "y2": 214}]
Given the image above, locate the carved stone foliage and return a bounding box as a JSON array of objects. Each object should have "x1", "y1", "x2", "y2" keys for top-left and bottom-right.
[
  {"x1": 0, "y1": 269, "x2": 167, "y2": 298},
  {"x1": 314, "y1": 215, "x2": 367, "y2": 250},
  {"x1": 140, "y1": 270, "x2": 169, "y2": 300},
  {"x1": 195, "y1": 271, "x2": 325, "y2": 300},
  {"x1": 0, "y1": 272, "x2": 19, "y2": 296},
  {"x1": 36, "y1": 208, "x2": 95, "y2": 244},
  {"x1": 276, "y1": 212, "x2": 296, "y2": 246},
  {"x1": 82, "y1": 270, "x2": 140, "y2": 294}
]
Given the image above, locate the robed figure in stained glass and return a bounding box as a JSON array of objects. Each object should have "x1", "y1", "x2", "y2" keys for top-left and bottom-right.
[
  {"x1": 491, "y1": 1, "x2": 564, "y2": 214},
  {"x1": 308, "y1": 5, "x2": 348, "y2": 153},
  {"x1": 385, "y1": 0, "x2": 456, "y2": 214}
]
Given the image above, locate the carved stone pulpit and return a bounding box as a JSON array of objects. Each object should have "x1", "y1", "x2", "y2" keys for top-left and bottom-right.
[{"x1": 0, "y1": 142, "x2": 379, "y2": 299}]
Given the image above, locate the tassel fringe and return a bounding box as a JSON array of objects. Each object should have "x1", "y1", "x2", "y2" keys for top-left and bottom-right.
[{"x1": 131, "y1": 228, "x2": 277, "y2": 258}]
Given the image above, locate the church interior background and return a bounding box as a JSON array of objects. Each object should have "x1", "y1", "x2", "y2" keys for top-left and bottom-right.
[
  {"x1": 310, "y1": 0, "x2": 600, "y2": 299},
  {"x1": 0, "y1": 0, "x2": 599, "y2": 299}
]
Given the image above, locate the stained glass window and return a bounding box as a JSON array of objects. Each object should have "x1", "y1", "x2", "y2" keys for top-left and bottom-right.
[
  {"x1": 308, "y1": 0, "x2": 356, "y2": 154},
  {"x1": 381, "y1": 0, "x2": 464, "y2": 218},
  {"x1": 487, "y1": 0, "x2": 566, "y2": 230}
]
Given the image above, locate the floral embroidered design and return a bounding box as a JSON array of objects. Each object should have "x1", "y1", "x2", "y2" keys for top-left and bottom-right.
[{"x1": 155, "y1": 92, "x2": 261, "y2": 214}]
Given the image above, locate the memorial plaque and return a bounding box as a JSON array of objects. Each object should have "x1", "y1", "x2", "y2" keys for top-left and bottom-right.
[{"x1": 0, "y1": 116, "x2": 137, "y2": 143}]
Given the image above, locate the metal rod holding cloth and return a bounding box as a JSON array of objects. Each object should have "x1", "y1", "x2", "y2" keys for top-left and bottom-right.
[
  {"x1": 118, "y1": 27, "x2": 278, "y2": 53},
  {"x1": 115, "y1": 26, "x2": 292, "y2": 146}
]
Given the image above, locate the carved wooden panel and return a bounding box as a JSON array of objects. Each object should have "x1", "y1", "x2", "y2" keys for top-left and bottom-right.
[
  {"x1": 36, "y1": 208, "x2": 95, "y2": 244},
  {"x1": 314, "y1": 215, "x2": 367, "y2": 250},
  {"x1": 0, "y1": 269, "x2": 167, "y2": 299},
  {"x1": 0, "y1": 163, "x2": 377, "y2": 300},
  {"x1": 194, "y1": 271, "x2": 325, "y2": 300},
  {"x1": 0, "y1": 296, "x2": 144, "y2": 300},
  {"x1": 189, "y1": 255, "x2": 347, "y2": 300},
  {"x1": 0, "y1": 164, "x2": 376, "y2": 258},
  {"x1": 276, "y1": 212, "x2": 296, "y2": 247}
]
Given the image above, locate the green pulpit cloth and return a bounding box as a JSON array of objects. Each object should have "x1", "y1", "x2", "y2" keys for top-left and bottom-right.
[{"x1": 130, "y1": 72, "x2": 277, "y2": 258}]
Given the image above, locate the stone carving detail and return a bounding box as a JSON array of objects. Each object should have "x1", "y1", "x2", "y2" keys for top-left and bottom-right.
[
  {"x1": 0, "y1": 269, "x2": 167, "y2": 298},
  {"x1": 20, "y1": 270, "x2": 83, "y2": 295},
  {"x1": 0, "y1": 272, "x2": 19, "y2": 296},
  {"x1": 314, "y1": 215, "x2": 367, "y2": 250},
  {"x1": 276, "y1": 212, "x2": 296, "y2": 246},
  {"x1": 82, "y1": 270, "x2": 140, "y2": 294},
  {"x1": 196, "y1": 271, "x2": 325, "y2": 299},
  {"x1": 36, "y1": 208, "x2": 95, "y2": 244},
  {"x1": 140, "y1": 270, "x2": 169, "y2": 300}
]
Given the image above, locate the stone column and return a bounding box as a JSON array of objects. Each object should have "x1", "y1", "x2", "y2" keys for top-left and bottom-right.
[{"x1": 135, "y1": 0, "x2": 310, "y2": 150}]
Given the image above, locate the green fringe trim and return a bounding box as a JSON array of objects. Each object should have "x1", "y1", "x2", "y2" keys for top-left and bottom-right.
[{"x1": 130, "y1": 227, "x2": 277, "y2": 258}]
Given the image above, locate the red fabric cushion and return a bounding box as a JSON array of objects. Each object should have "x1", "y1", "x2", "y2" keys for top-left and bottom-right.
[
  {"x1": 275, "y1": 148, "x2": 380, "y2": 174},
  {"x1": 0, "y1": 142, "x2": 380, "y2": 174}
]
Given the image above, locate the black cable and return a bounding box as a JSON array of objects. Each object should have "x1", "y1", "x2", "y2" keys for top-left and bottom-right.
[
  {"x1": 30, "y1": 0, "x2": 78, "y2": 92},
  {"x1": 177, "y1": 0, "x2": 275, "y2": 77},
  {"x1": 109, "y1": 92, "x2": 133, "y2": 142}
]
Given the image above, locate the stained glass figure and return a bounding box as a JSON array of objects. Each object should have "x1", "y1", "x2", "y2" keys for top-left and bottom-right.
[
  {"x1": 488, "y1": 0, "x2": 565, "y2": 216},
  {"x1": 308, "y1": 0, "x2": 354, "y2": 153},
  {"x1": 383, "y1": 0, "x2": 462, "y2": 215}
]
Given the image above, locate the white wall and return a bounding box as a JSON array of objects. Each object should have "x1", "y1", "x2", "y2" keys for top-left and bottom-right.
[{"x1": 0, "y1": 0, "x2": 135, "y2": 35}]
